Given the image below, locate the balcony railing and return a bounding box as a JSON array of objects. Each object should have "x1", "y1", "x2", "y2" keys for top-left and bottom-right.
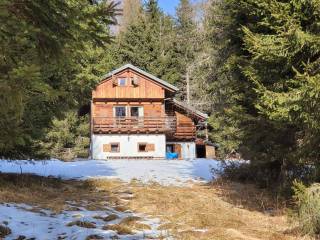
[{"x1": 93, "y1": 116, "x2": 177, "y2": 134}]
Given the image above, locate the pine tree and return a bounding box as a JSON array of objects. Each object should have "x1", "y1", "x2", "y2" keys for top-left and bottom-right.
[
  {"x1": 119, "y1": 0, "x2": 142, "y2": 32},
  {"x1": 207, "y1": 0, "x2": 320, "y2": 188},
  {"x1": 174, "y1": 0, "x2": 198, "y2": 100},
  {"x1": 0, "y1": 0, "x2": 117, "y2": 158},
  {"x1": 38, "y1": 111, "x2": 90, "y2": 160},
  {"x1": 114, "y1": 0, "x2": 180, "y2": 84}
]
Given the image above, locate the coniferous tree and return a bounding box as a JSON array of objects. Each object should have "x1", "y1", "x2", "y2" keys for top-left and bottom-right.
[
  {"x1": 174, "y1": 0, "x2": 197, "y2": 100},
  {"x1": 0, "y1": 0, "x2": 118, "y2": 158},
  {"x1": 119, "y1": 0, "x2": 142, "y2": 32},
  {"x1": 114, "y1": 0, "x2": 180, "y2": 84},
  {"x1": 207, "y1": 0, "x2": 320, "y2": 188}
]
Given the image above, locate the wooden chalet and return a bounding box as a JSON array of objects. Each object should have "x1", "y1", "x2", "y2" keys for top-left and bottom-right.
[{"x1": 90, "y1": 64, "x2": 211, "y2": 159}]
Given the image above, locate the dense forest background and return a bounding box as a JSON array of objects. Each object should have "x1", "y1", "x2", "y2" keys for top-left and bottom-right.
[{"x1": 1, "y1": 0, "x2": 320, "y2": 191}]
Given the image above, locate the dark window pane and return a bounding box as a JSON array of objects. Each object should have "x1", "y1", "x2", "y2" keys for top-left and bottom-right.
[
  {"x1": 111, "y1": 143, "x2": 119, "y2": 152},
  {"x1": 115, "y1": 107, "x2": 126, "y2": 117},
  {"x1": 138, "y1": 143, "x2": 147, "y2": 152},
  {"x1": 131, "y1": 107, "x2": 139, "y2": 117}
]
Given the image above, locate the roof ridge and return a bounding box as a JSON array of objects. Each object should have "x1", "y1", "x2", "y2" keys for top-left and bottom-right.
[{"x1": 99, "y1": 64, "x2": 179, "y2": 92}]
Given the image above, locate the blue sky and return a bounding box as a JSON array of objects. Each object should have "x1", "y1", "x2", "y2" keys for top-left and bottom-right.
[{"x1": 158, "y1": 0, "x2": 180, "y2": 15}]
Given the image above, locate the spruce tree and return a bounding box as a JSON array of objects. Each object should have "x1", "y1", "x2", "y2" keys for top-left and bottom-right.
[
  {"x1": 174, "y1": 0, "x2": 197, "y2": 100},
  {"x1": 114, "y1": 0, "x2": 180, "y2": 84},
  {"x1": 0, "y1": 0, "x2": 117, "y2": 158},
  {"x1": 207, "y1": 0, "x2": 320, "y2": 188}
]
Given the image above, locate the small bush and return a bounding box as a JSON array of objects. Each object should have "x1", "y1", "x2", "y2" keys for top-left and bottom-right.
[{"x1": 292, "y1": 181, "x2": 320, "y2": 236}]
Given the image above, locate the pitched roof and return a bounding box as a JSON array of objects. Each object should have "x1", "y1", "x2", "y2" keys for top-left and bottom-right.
[
  {"x1": 100, "y1": 64, "x2": 179, "y2": 92},
  {"x1": 172, "y1": 99, "x2": 209, "y2": 120}
]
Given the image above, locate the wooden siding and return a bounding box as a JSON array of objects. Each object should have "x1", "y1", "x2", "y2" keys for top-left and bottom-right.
[
  {"x1": 92, "y1": 69, "x2": 165, "y2": 99},
  {"x1": 173, "y1": 111, "x2": 196, "y2": 140},
  {"x1": 92, "y1": 101, "x2": 164, "y2": 118},
  {"x1": 91, "y1": 68, "x2": 201, "y2": 141}
]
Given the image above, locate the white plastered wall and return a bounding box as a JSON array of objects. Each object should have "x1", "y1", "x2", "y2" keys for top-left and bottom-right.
[
  {"x1": 91, "y1": 134, "x2": 166, "y2": 159},
  {"x1": 167, "y1": 142, "x2": 196, "y2": 159}
]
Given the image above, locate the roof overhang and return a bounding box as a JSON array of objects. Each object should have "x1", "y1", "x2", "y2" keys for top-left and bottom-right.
[
  {"x1": 172, "y1": 99, "x2": 209, "y2": 120},
  {"x1": 99, "y1": 64, "x2": 179, "y2": 92}
]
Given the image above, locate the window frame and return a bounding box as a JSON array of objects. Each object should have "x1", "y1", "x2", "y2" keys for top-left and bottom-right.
[
  {"x1": 138, "y1": 143, "x2": 148, "y2": 152},
  {"x1": 130, "y1": 106, "x2": 143, "y2": 117},
  {"x1": 110, "y1": 142, "x2": 120, "y2": 153},
  {"x1": 117, "y1": 77, "x2": 127, "y2": 86},
  {"x1": 113, "y1": 106, "x2": 127, "y2": 117}
]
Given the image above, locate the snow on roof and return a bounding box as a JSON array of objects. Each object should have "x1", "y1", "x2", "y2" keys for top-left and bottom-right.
[
  {"x1": 100, "y1": 64, "x2": 179, "y2": 92},
  {"x1": 172, "y1": 99, "x2": 209, "y2": 120}
]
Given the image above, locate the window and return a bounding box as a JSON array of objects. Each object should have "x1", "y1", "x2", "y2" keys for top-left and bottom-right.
[
  {"x1": 130, "y1": 106, "x2": 143, "y2": 117},
  {"x1": 111, "y1": 143, "x2": 120, "y2": 152},
  {"x1": 114, "y1": 106, "x2": 126, "y2": 117},
  {"x1": 138, "y1": 143, "x2": 147, "y2": 152},
  {"x1": 118, "y1": 78, "x2": 126, "y2": 86},
  {"x1": 131, "y1": 107, "x2": 139, "y2": 117}
]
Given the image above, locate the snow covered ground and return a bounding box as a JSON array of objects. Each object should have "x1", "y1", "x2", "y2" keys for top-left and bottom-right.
[
  {"x1": 0, "y1": 159, "x2": 223, "y2": 185},
  {"x1": 0, "y1": 159, "x2": 231, "y2": 239},
  {"x1": 0, "y1": 202, "x2": 164, "y2": 240}
]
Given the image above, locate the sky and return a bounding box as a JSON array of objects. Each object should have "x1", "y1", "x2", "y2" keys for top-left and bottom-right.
[{"x1": 158, "y1": 0, "x2": 180, "y2": 15}]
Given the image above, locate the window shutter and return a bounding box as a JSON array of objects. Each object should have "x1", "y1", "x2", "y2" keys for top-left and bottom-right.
[
  {"x1": 103, "y1": 144, "x2": 111, "y2": 152},
  {"x1": 132, "y1": 76, "x2": 139, "y2": 86},
  {"x1": 146, "y1": 144, "x2": 155, "y2": 152},
  {"x1": 112, "y1": 76, "x2": 117, "y2": 86}
]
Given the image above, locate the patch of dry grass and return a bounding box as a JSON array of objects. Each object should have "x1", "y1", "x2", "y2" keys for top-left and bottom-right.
[
  {"x1": 94, "y1": 214, "x2": 119, "y2": 222},
  {"x1": 119, "y1": 216, "x2": 151, "y2": 230},
  {"x1": 66, "y1": 220, "x2": 96, "y2": 228},
  {"x1": 120, "y1": 181, "x2": 310, "y2": 240},
  {"x1": 102, "y1": 224, "x2": 133, "y2": 235},
  {"x1": 0, "y1": 173, "x2": 312, "y2": 240},
  {"x1": 0, "y1": 173, "x2": 124, "y2": 213},
  {"x1": 0, "y1": 224, "x2": 11, "y2": 238},
  {"x1": 101, "y1": 215, "x2": 151, "y2": 235},
  {"x1": 85, "y1": 234, "x2": 104, "y2": 240}
]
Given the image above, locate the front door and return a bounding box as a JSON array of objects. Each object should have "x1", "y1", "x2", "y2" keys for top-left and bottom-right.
[
  {"x1": 130, "y1": 106, "x2": 144, "y2": 128},
  {"x1": 113, "y1": 106, "x2": 126, "y2": 127}
]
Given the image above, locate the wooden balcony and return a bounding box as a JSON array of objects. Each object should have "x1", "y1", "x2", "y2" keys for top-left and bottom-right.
[{"x1": 93, "y1": 116, "x2": 177, "y2": 134}]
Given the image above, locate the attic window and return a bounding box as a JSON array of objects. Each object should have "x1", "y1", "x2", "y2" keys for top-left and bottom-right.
[{"x1": 118, "y1": 78, "x2": 126, "y2": 86}]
